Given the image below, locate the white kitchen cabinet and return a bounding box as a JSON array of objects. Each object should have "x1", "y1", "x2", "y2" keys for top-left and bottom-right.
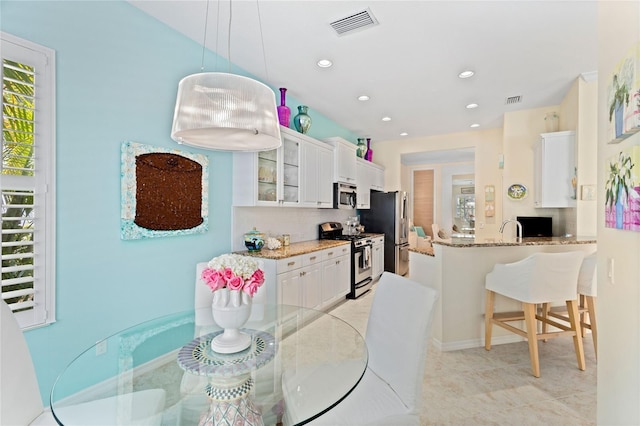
[
  {"x1": 372, "y1": 236, "x2": 384, "y2": 280},
  {"x1": 234, "y1": 127, "x2": 337, "y2": 209},
  {"x1": 233, "y1": 127, "x2": 300, "y2": 207},
  {"x1": 323, "y1": 137, "x2": 357, "y2": 184},
  {"x1": 370, "y1": 162, "x2": 385, "y2": 191},
  {"x1": 356, "y1": 159, "x2": 371, "y2": 209},
  {"x1": 534, "y1": 131, "x2": 576, "y2": 208},
  {"x1": 274, "y1": 245, "x2": 351, "y2": 311},
  {"x1": 320, "y1": 245, "x2": 351, "y2": 309},
  {"x1": 356, "y1": 158, "x2": 385, "y2": 209},
  {"x1": 300, "y1": 138, "x2": 334, "y2": 208},
  {"x1": 277, "y1": 268, "x2": 302, "y2": 306}
]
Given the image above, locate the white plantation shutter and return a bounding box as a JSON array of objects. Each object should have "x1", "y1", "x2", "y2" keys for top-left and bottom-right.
[{"x1": 1, "y1": 32, "x2": 56, "y2": 329}]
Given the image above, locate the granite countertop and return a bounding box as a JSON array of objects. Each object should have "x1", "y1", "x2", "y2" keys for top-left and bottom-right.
[
  {"x1": 434, "y1": 235, "x2": 597, "y2": 248},
  {"x1": 409, "y1": 246, "x2": 435, "y2": 257},
  {"x1": 236, "y1": 239, "x2": 351, "y2": 260}
]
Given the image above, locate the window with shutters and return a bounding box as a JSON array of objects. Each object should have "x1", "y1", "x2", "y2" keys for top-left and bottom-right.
[{"x1": 2, "y1": 32, "x2": 56, "y2": 329}]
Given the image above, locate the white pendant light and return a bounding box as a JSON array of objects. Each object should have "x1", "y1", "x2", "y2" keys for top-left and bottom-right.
[
  {"x1": 171, "y1": 72, "x2": 281, "y2": 151},
  {"x1": 170, "y1": 0, "x2": 282, "y2": 152}
]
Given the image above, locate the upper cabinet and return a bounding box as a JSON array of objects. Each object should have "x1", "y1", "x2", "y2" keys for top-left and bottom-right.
[
  {"x1": 322, "y1": 137, "x2": 357, "y2": 184},
  {"x1": 356, "y1": 158, "x2": 385, "y2": 209},
  {"x1": 534, "y1": 130, "x2": 576, "y2": 208},
  {"x1": 233, "y1": 127, "x2": 332, "y2": 208},
  {"x1": 300, "y1": 137, "x2": 334, "y2": 208}
]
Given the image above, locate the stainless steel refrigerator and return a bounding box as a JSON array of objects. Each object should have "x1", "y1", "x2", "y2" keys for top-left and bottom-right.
[{"x1": 359, "y1": 191, "x2": 409, "y2": 276}]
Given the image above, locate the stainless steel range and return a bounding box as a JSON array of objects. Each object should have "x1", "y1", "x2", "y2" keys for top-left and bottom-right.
[{"x1": 319, "y1": 222, "x2": 373, "y2": 299}]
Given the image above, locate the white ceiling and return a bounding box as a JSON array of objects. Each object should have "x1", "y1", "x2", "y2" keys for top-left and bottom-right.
[{"x1": 129, "y1": 0, "x2": 597, "y2": 144}]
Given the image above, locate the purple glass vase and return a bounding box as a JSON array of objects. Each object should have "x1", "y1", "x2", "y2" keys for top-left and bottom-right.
[
  {"x1": 365, "y1": 138, "x2": 373, "y2": 161},
  {"x1": 277, "y1": 88, "x2": 291, "y2": 127}
]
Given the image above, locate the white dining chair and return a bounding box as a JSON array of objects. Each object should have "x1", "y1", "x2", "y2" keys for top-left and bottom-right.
[
  {"x1": 282, "y1": 272, "x2": 439, "y2": 425},
  {"x1": 1, "y1": 300, "x2": 166, "y2": 426},
  {"x1": 484, "y1": 251, "x2": 585, "y2": 378}
]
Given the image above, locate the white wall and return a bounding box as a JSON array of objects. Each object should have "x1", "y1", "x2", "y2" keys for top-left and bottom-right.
[{"x1": 597, "y1": 2, "x2": 640, "y2": 423}]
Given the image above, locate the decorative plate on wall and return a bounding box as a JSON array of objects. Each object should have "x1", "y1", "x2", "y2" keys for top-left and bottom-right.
[{"x1": 507, "y1": 183, "x2": 528, "y2": 200}]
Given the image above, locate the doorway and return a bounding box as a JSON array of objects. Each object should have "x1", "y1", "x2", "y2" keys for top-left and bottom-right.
[{"x1": 413, "y1": 170, "x2": 434, "y2": 237}]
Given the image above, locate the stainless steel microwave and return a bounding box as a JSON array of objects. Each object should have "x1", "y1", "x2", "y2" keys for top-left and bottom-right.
[{"x1": 334, "y1": 182, "x2": 357, "y2": 209}]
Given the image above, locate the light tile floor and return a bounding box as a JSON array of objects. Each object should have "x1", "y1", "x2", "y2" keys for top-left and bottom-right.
[{"x1": 328, "y1": 283, "x2": 597, "y2": 426}]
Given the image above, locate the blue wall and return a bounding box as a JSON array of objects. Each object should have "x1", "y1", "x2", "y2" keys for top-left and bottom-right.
[{"x1": 2, "y1": 0, "x2": 358, "y2": 403}]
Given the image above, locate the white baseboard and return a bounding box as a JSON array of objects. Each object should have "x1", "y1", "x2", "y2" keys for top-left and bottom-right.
[{"x1": 431, "y1": 334, "x2": 524, "y2": 352}]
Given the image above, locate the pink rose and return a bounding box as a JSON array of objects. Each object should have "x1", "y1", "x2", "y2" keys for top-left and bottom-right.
[
  {"x1": 202, "y1": 268, "x2": 225, "y2": 292},
  {"x1": 243, "y1": 280, "x2": 260, "y2": 297},
  {"x1": 227, "y1": 275, "x2": 244, "y2": 291},
  {"x1": 243, "y1": 270, "x2": 265, "y2": 297},
  {"x1": 222, "y1": 267, "x2": 234, "y2": 283}
]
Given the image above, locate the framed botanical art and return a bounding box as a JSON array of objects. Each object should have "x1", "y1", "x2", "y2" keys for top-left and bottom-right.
[
  {"x1": 607, "y1": 42, "x2": 640, "y2": 144},
  {"x1": 605, "y1": 145, "x2": 640, "y2": 231}
]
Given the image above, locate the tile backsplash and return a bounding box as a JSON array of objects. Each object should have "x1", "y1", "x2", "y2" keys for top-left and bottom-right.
[{"x1": 232, "y1": 207, "x2": 354, "y2": 252}]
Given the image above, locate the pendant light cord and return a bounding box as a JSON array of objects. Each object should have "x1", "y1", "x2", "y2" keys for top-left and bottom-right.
[
  {"x1": 227, "y1": 0, "x2": 233, "y2": 73},
  {"x1": 200, "y1": 0, "x2": 211, "y2": 72},
  {"x1": 256, "y1": 0, "x2": 269, "y2": 81}
]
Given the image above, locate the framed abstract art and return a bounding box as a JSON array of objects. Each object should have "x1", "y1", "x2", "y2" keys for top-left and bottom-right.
[{"x1": 121, "y1": 141, "x2": 209, "y2": 240}]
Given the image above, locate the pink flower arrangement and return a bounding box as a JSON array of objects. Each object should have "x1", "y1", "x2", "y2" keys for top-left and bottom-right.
[{"x1": 201, "y1": 253, "x2": 265, "y2": 297}]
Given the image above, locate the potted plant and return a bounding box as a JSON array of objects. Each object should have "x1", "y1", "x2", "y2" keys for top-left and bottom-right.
[
  {"x1": 605, "y1": 151, "x2": 635, "y2": 229},
  {"x1": 609, "y1": 74, "x2": 630, "y2": 138}
]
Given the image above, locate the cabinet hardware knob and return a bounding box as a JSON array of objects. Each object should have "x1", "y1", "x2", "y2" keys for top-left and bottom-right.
[
  {"x1": 336, "y1": 260, "x2": 340, "y2": 264},
  {"x1": 310, "y1": 256, "x2": 316, "y2": 260},
  {"x1": 328, "y1": 252, "x2": 334, "y2": 256},
  {"x1": 288, "y1": 261, "x2": 295, "y2": 266}
]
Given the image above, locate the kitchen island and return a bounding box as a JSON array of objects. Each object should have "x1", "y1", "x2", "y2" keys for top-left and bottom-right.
[{"x1": 409, "y1": 236, "x2": 597, "y2": 351}]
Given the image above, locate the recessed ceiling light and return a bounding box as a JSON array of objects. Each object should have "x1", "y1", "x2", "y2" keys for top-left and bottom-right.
[
  {"x1": 458, "y1": 70, "x2": 475, "y2": 79},
  {"x1": 358, "y1": 95, "x2": 370, "y2": 101},
  {"x1": 381, "y1": 116, "x2": 391, "y2": 122},
  {"x1": 317, "y1": 59, "x2": 333, "y2": 68},
  {"x1": 470, "y1": 123, "x2": 480, "y2": 128},
  {"x1": 466, "y1": 103, "x2": 479, "y2": 109},
  {"x1": 400, "y1": 132, "x2": 408, "y2": 136}
]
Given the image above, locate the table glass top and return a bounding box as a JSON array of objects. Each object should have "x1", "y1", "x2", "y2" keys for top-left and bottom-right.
[{"x1": 50, "y1": 304, "x2": 367, "y2": 426}]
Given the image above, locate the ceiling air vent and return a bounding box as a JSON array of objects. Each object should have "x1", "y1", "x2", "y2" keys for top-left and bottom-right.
[
  {"x1": 505, "y1": 95, "x2": 523, "y2": 105},
  {"x1": 330, "y1": 8, "x2": 379, "y2": 36}
]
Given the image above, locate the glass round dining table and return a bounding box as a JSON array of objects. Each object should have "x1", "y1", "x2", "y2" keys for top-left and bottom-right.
[{"x1": 50, "y1": 304, "x2": 368, "y2": 426}]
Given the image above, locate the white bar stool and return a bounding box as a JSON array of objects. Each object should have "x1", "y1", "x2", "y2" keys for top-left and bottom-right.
[
  {"x1": 542, "y1": 251, "x2": 597, "y2": 359},
  {"x1": 484, "y1": 251, "x2": 585, "y2": 378}
]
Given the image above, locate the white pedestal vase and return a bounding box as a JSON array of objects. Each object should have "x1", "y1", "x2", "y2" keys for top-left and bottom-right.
[{"x1": 210, "y1": 288, "x2": 252, "y2": 353}]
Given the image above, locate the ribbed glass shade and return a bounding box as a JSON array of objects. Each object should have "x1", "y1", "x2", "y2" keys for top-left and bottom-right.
[{"x1": 171, "y1": 73, "x2": 282, "y2": 151}]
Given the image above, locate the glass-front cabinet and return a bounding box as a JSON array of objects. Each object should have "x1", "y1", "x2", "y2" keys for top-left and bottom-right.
[
  {"x1": 281, "y1": 138, "x2": 299, "y2": 204},
  {"x1": 233, "y1": 127, "x2": 300, "y2": 206},
  {"x1": 257, "y1": 148, "x2": 279, "y2": 202},
  {"x1": 233, "y1": 127, "x2": 335, "y2": 208}
]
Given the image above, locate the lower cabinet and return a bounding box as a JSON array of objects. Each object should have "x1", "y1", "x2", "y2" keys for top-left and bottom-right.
[
  {"x1": 275, "y1": 245, "x2": 351, "y2": 311},
  {"x1": 321, "y1": 251, "x2": 350, "y2": 308},
  {"x1": 372, "y1": 236, "x2": 384, "y2": 280}
]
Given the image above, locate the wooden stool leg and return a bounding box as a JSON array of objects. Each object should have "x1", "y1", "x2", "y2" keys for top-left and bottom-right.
[
  {"x1": 567, "y1": 299, "x2": 586, "y2": 371},
  {"x1": 523, "y1": 302, "x2": 540, "y2": 378},
  {"x1": 485, "y1": 290, "x2": 495, "y2": 350},
  {"x1": 541, "y1": 302, "x2": 550, "y2": 342},
  {"x1": 579, "y1": 295, "x2": 586, "y2": 337},
  {"x1": 586, "y1": 295, "x2": 597, "y2": 360}
]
